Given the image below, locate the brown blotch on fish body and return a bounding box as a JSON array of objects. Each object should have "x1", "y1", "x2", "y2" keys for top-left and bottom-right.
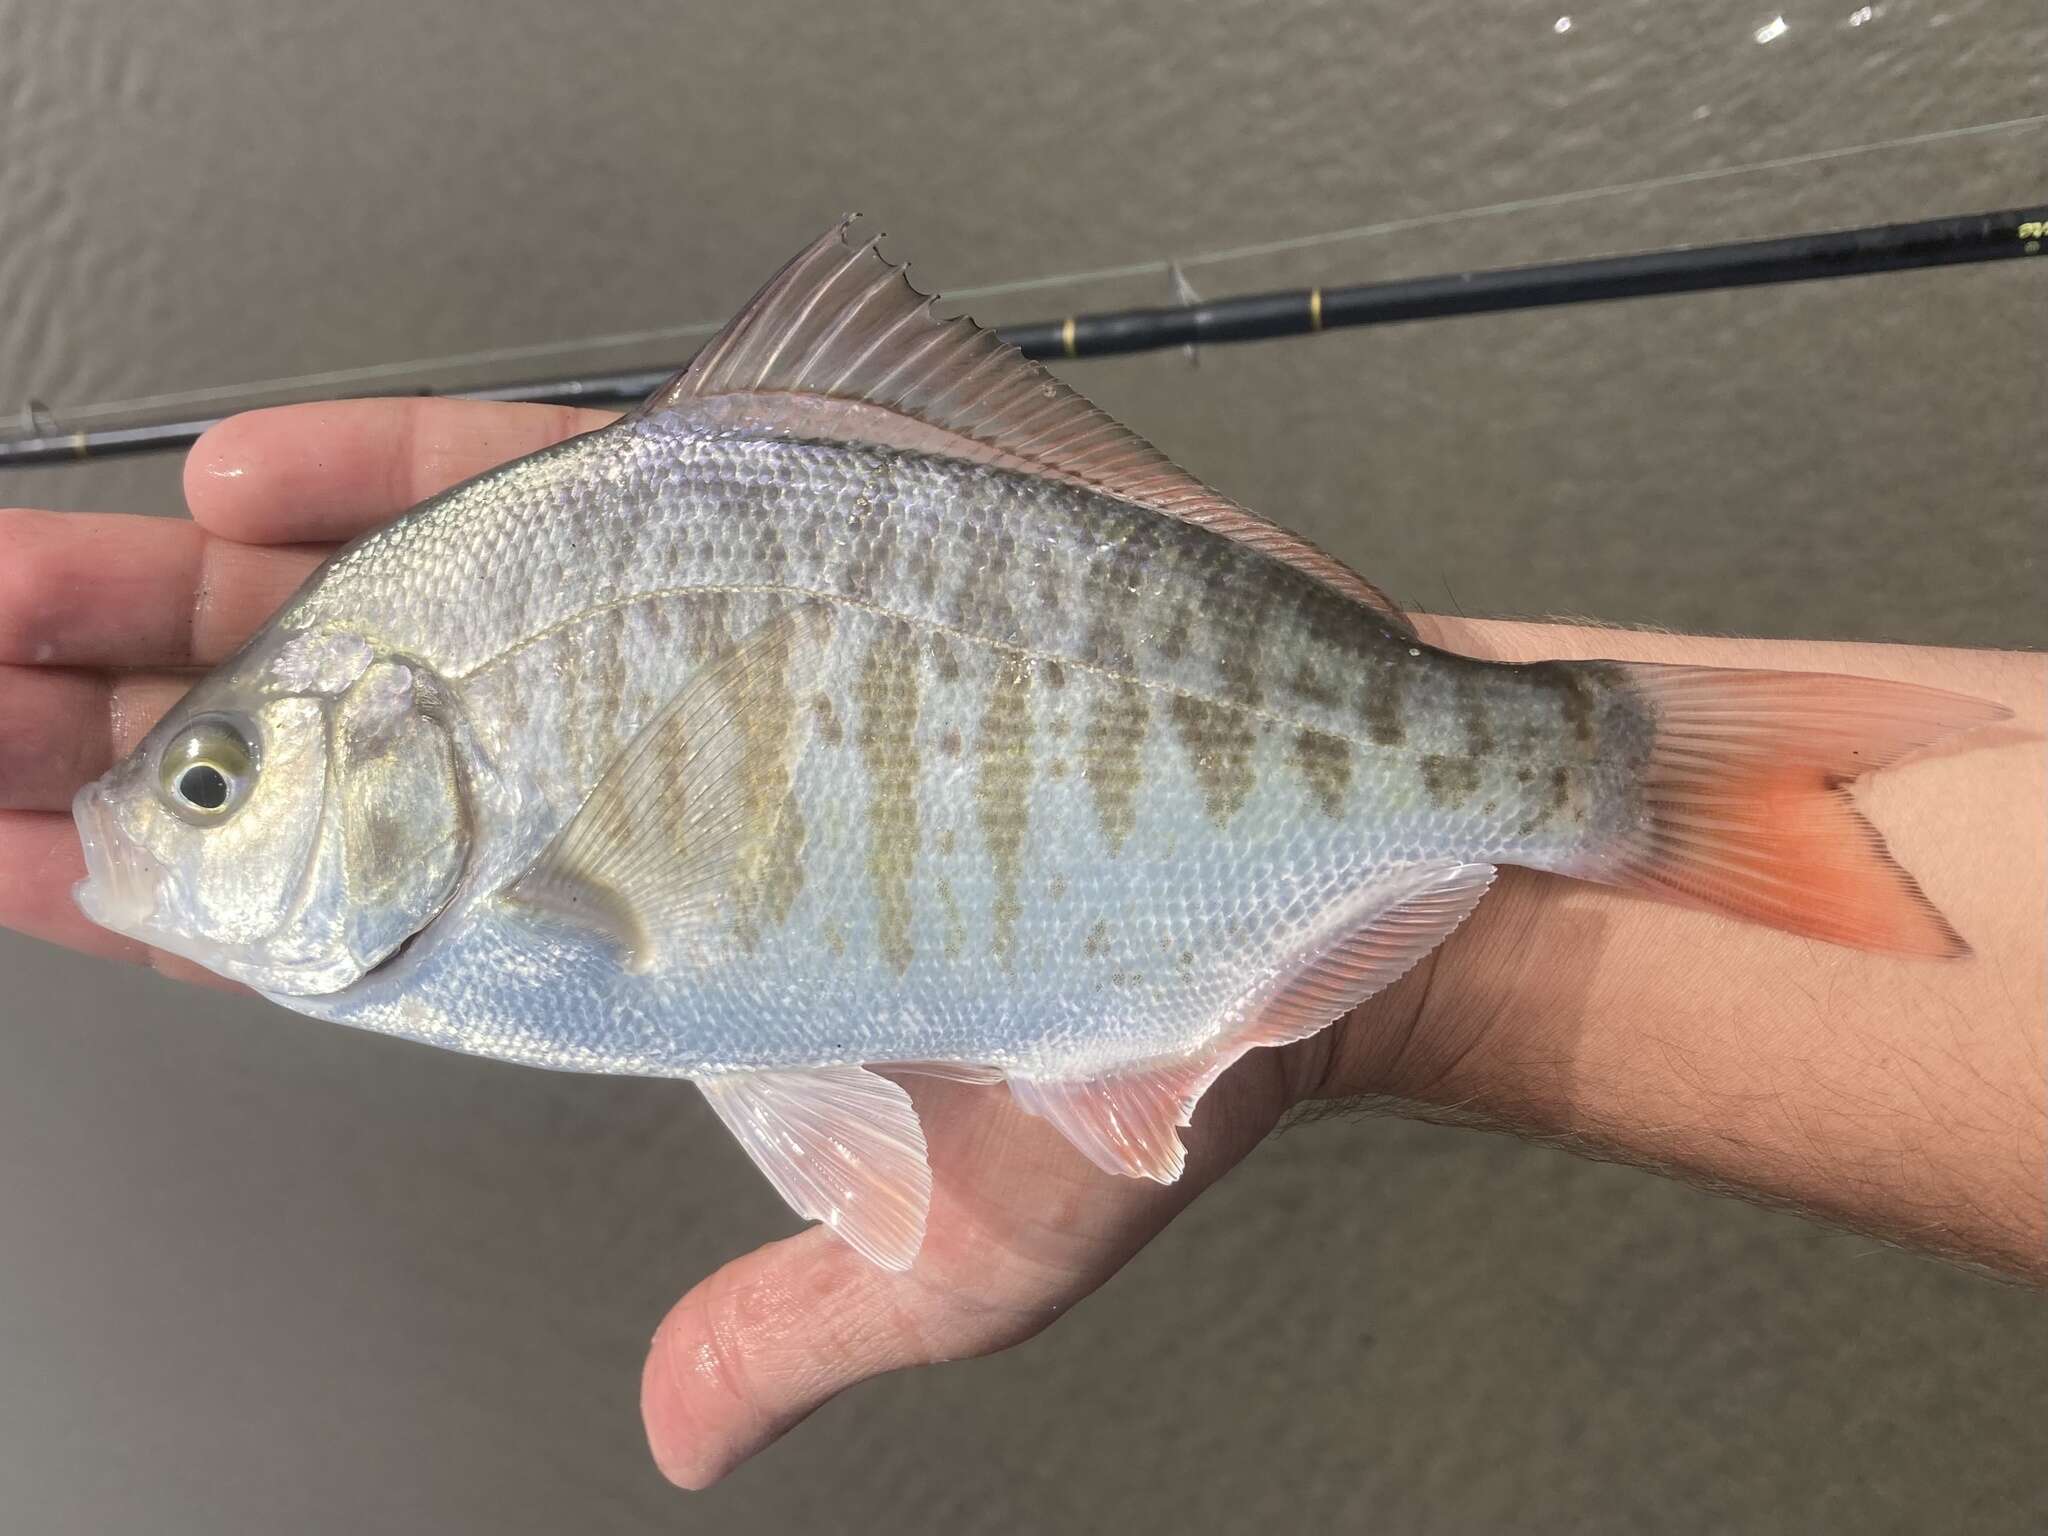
[
  {"x1": 1076, "y1": 513, "x2": 1162, "y2": 667},
  {"x1": 1217, "y1": 645, "x2": 1261, "y2": 708},
  {"x1": 737, "y1": 802, "x2": 805, "y2": 950},
  {"x1": 908, "y1": 547, "x2": 939, "y2": 601},
  {"x1": 1293, "y1": 579, "x2": 1372, "y2": 659},
  {"x1": 645, "y1": 595, "x2": 678, "y2": 652},
  {"x1": 811, "y1": 693, "x2": 842, "y2": 745},
  {"x1": 1094, "y1": 510, "x2": 1167, "y2": 602},
  {"x1": 855, "y1": 629, "x2": 922, "y2": 975},
  {"x1": 1035, "y1": 564, "x2": 1061, "y2": 614},
  {"x1": 1157, "y1": 605, "x2": 1192, "y2": 664},
  {"x1": 949, "y1": 528, "x2": 1019, "y2": 638},
  {"x1": 1525, "y1": 660, "x2": 1612, "y2": 752},
  {"x1": 1287, "y1": 659, "x2": 1341, "y2": 710},
  {"x1": 1084, "y1": 919, "x2": 1109, "y2": 959},
  {"x1": 1080, "y1": 618, "x2": 1133, "y2": 671},
  {"x1": 1359, "y1": 657, "x2": 1407, "y2": 747},
  {"x1": 1049, "y1": 874, "x2": 1068, "y2": 900},
  {"x1": 1049, "y1": 756, "x2": 1069, "y2": 780},
  {"x1": 757, "y1": 523, "x2": 791, "y2": 584},
  {"x1": 940, "y1": 727, "x2": 963, "y2": 757},
  {"x1": 1560, "y1": 670, "x2": 1597, "y2": 747},
  {"x1": 1516, "y1": 763, "x2": 1575, "y2": 837},
  {"x1": 682, "y1": 591, "x2": 735, "y2": 664},
  {"x1": 729, "y1": 612, "x2": 808, "y2": 951},
  {"x1": 843, "y1": 509, "x2": 900, "y2": 605},
  {"x1": 975, "y1": 654, "x2": 1034, "y2": 968},
  {"x1": 1293, "y1": 728, "x2": 1353, "y2": 818},
  {"x1": 1042, "y1": 659, "x2": 1066, "y2": 691},
  {"x1": 1082, "y1": 676, "x2": 1149, "y2": 852},
  {"x1": 1455, "y1": 669, "x2": 1496, "y2": 758},
  {"x1": 928, "y1": 633, "x2": 961, "y2": 683},
  {"x1": 1169, "y1": 693, "x2": 1258, "y2": 824},
  {"x1": 1212, "y1": 577, "x2": 1274, "y2": 710},
  {"x1": 937, "y1": 876, "x2": 965, "y2": 960},
  {"x1": 1420, "y1": 753, "x2": 1483, "y2": 808},
  {"x1": 593, "y1": 621, "x2": 629, "y2": 753}
]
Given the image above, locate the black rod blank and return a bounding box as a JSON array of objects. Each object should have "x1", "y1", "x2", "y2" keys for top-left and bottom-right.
[{"x1": 4, "y1": 204, "x2": 2042, "y2": 468}]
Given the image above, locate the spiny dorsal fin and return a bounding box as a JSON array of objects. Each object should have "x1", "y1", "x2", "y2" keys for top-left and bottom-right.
[{"x1": 638, "y1": 218, "x2": 1412, "y2": 635}]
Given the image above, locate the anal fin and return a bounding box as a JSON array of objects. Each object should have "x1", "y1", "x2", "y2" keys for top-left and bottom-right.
[
  {"x1": 698, "y1": 1064, "x2": 932, "y2": 1270},
  {"x1": 1009, "y1": 862, "x2": 1496, "y2": 1182}
]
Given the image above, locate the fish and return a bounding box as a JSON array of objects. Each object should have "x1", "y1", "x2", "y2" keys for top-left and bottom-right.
[{"x1": 71, "y1": 219, "x2": 2007, "y2": 1269}]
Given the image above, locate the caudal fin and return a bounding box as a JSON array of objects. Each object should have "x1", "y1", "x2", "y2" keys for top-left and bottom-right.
[{"x1": 1576, "y1": 662, "x2": 2008, "y2": 957}]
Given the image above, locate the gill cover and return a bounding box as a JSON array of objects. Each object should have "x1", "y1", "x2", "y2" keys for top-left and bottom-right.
[{"x1": 327, "y1": 659, "x2": 467, "y2": 978}]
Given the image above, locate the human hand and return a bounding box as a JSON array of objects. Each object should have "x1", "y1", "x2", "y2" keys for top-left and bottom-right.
[{"x1": 0, "y1": 398, "x2": 1456, "y2": 1486}]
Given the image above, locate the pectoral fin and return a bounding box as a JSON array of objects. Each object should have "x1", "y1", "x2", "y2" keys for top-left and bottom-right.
[
  {"x1": 1010, "y1": 861, "x2": 1497, "y2": 1182},
  {"x1": 698, "y1": 1065, "x2": 932, "y2": 1270},
  {"x1": 500, "y1": 603, "x2": 831, "y2": 970}
]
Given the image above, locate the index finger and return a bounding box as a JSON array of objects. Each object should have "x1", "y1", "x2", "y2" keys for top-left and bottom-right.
[{"x1": 185, "y1": 399, "x2": 618, "y2": 545}]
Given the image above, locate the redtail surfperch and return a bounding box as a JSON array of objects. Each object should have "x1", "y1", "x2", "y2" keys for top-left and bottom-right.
[{"x1": 71, "y1": 221, "x2": 2005, "y2": 1268}]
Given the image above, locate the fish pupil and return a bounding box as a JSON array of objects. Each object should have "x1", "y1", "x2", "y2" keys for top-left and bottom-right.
[{"x1": 179, "y1": 764, "x2": 230, "y2": 811}]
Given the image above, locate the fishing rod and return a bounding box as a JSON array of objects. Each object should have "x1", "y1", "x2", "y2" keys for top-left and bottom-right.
[{"x1": 4, "y1": 204, "x2": 2042, "y2": 468}]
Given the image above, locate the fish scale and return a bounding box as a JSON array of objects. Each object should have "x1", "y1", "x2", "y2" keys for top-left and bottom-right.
[{"x1": 74, "y1": 220, "x2": 1997, "y2": 1268}]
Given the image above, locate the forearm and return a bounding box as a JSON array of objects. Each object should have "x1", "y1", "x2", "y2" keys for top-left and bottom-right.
[{"x1": 1328, "y1": 618, "x2": 2046, "y2": 1281}]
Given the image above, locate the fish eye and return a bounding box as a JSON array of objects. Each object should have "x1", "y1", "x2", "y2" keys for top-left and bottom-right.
[{"x1": 157, "y1": 715, "x2": 258, "y2": 821}]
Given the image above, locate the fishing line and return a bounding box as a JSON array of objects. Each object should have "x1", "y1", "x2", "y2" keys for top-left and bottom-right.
[
  {"x1": 5, "y1": 203, "x2": 2042, "y2": 466},
  {"x1": 11, "y1": 111, "x2": 2043, "y2": 438},
  {"x1": 959, "y1": 111, "x2": 2048, "y2": 297}
]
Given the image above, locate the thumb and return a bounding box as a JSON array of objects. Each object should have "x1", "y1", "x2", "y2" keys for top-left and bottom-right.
[{"x1": 640, "y1": 1227, "x2": 1016, "y2": 1489}]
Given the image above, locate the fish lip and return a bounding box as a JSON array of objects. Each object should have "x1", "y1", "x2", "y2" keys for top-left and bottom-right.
[{"x1": 71, "y1": 783, "x2": 162, "y2": 931}]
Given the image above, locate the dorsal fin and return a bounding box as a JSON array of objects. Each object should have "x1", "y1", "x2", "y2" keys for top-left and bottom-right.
[{"x1": 638, "y1": 218, "x2": 1412, "y2": 634}]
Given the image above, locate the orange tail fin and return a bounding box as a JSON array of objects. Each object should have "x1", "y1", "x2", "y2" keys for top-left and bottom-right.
[{"x1": 1575, "y1": 663, "x2": 2009, "y2": 957}]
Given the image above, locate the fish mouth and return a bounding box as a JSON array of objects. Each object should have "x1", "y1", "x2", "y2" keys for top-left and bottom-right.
[{"x1": 72, "y1": 784, "x2": 164, "y2": 934}]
